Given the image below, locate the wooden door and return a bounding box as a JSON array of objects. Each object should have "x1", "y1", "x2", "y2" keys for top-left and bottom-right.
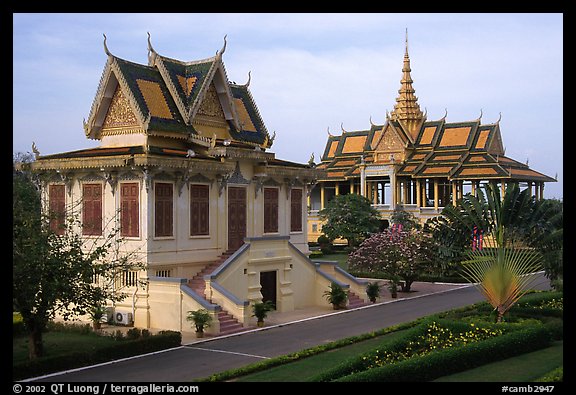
[
  {"x1": 228, "y1": 187, "x2": 246, "y2": 251},
  {"x1": 260, "y1": 271, "x2": 277, "y2": 307}
]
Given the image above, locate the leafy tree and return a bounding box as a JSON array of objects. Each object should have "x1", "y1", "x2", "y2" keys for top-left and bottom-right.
[
  {"x1": 13, "y1": 161, "x2": 143, "y2": 360},
  {"x1": 390, "y1": 206, "x2": 421, "y2": 231},
  {"x1": 348, "y1": 229, "x2": 437, "y2": 292},
  {"x1": 318, "y1": 194, "x2": 381, "y2": 249},
  {"x1": 425, "y1": 183, "x2": 562, "y2": 322}
]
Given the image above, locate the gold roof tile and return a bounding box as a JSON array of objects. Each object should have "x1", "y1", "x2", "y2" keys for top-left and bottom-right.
[
  {"x1": 420, "y1": 126, "x2": 436, "y2": 145},
  {"x1": 439, "y1": 127, "x2": 471, "y2": 147},
  {"x1": 342, "y1": 136, "x2": 367, "y2": 153},
  {"x1": 136, "y1": 79, "x2": 173, "y2": 119},
  {"x1": 459, "y1": 167, "x2": 499, "y2": 176},
  {"x1": 233, "y1": 98, "x2": 257, "y2": 132},
  {"x1": 475, "y1": 129, "x2": 490, "y2": 149}
]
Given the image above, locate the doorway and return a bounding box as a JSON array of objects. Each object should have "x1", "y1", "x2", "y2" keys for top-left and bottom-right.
[
  {"x1": 259, "y1": 271, "x2": 277, "y2": 307},
  {"x1": 228, "y1": 187, "x2": 247, "y2": 251}
]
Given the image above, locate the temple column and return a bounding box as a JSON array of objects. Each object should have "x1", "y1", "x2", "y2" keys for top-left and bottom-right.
[
  {"x1": 416, "y1": 179, "x2": 421, "y2": 207},
  {"x1": 421, "y1": 180, "x2": 427, "y2": 207},
  {"x1": 320, "y1": 184, "x2": 325, "y2": 210},
  {"x1": 335, "y1": 182, "x2": 339, "y2": 196},
  {"x1": 360, "y1": 162, "x2": 366, "y2": 197},
  {"x1": 403, "y1": 180, "x2": 409, "y2": 204},
  {"x1": 471, "y1": 180, "x2": 477, "y2": 197},
  {"x1": 390, "y1": 172, "x2": 397, "y2": 209},
  {"x1": 527, "y1": 181, "x2": 532, "y2": 198},
  {"x1": 373, "y1": 182, "x2": 378, "y2": 205},
  {"x1": 434, "y1": 179, "x2": 439, "y2": 210},
  {"x1": 539, "y1": 182, "x2": 544, "y2": 201},
  {"x1": 452, "y1": 181, "x2": 457, "y2": 206},
  {"x1": 350, "y1": 180, "x2": 354, "y2": 194},
  {"x1": 501, "y1": 179, "x2": 506, "y2": 197}
]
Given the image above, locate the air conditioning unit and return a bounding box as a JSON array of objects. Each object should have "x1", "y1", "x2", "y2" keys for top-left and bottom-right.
[
  {"x1": 114, "y1": 311, "x2": 133, "y2": 325},
  {"x1": 101, "y1": 307, "x2": 114, "y2": 323}
]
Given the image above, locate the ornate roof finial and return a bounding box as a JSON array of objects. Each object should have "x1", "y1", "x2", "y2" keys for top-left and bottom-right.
[
  {"x1": 147, "y1": 32, "x2": 158, "y2": 65},
  {"x1": 405, "y1": 27, "x2": 409, "y2": 56},
  {"x1": 103, "y1": 33, "x2": 112, "y2": 56},
  {"x1": 477, "y1": 108, "x2": 483, "y2": 122},
  {"x1": 147, "y1": 32, "x2": 155, "y2": 53},
  {"x1": 496, "y1": 112, "x2": 502, "y2": 124},
  {"x1": 327, "y1": 126, "x2": 333, "y2": 137},
  {"x1": 217, "y1": 34, "x2": 228, "y2": 57},
  {"x1": 244, "y1": 71, "x2": 251, "y2": 88},
  {"x1": 390, "y1": 28, "x2": 424, "y2": 138},
  {"x1": 369, "y1": 116, "x2": 375, "y2": 127},
  {"x1": 440, "y1": 108, "x2": 448, "y2": 121},
  {"x1": 31, "y1": 142, "x2": 40, "y2": 159},
  {"x1": 341, "y1": 122, "x2": 347, "y2": 134}
]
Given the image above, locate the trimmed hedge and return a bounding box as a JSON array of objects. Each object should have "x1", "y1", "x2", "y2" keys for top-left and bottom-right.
[
  {"x1": 334, "y1": 325, "x2": 551, "y2": 382},
  {"x1": 312, "y1": 318, "x2": 506, "y2": 382},
  {"x1": 13, "y1": 330, "x2": 181, "y2": 381}
]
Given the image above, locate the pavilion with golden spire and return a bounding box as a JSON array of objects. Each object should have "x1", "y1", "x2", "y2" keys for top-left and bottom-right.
[{"x1": 308, "y1": 31, "x2": 556, "y2": 242}]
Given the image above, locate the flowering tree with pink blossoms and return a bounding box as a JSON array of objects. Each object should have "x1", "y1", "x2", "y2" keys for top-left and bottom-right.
[{"x1": 348, "y1": 228, "x2": 437, "y2": 293}]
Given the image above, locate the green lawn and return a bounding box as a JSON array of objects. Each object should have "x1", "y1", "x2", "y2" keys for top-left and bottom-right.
[
  {"x1": 433, "y1": 341, "x2": 563, "y2": 382},
  {"x1": 13, "y1": 331, "x2": 119, "y2": 365},
  {"x1": 235, "y1": 330, "x2": 408, "y2": 382},
  {"x1": 316, "y1": 253, "x2": 349, "y2": 270}
]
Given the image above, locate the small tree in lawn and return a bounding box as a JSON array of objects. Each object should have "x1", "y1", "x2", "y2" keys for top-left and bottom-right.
[
  {"x1": 13, "y1": 161, "x2": 143, "y2": 360},
  {"x1": 319, "y1": 194, "x2": 381, "y2": 250},
  {"x1": 348, "y1": 229, "x2": 436, "y2": 293}
]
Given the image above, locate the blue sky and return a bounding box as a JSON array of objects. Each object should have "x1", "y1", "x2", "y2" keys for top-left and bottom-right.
[{"x1": 13, "y1": 13, "x2": 563, "y2": 199}]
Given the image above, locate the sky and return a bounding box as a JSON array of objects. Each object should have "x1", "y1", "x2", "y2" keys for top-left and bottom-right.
[{"x1": 12, "y1": 13, "x2": 563, "y2": 199}]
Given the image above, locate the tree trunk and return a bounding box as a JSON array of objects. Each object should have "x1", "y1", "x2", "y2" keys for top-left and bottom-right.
[{"x1": 28, "y1": 325, "x2": 44, "y2": 360}]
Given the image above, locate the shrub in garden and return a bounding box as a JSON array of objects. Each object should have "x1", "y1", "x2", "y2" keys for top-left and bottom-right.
[{"x1": 348, "y1": 229, "x2": 437, "y2": 292}]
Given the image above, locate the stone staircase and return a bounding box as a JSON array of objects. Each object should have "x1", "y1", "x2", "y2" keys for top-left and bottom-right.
[
  {"x1": 186, "y1": 250, "x2": 245, "y2": 335},
  {"x1": 347, "y1": 291, "x2": 369, "y2": 309}
]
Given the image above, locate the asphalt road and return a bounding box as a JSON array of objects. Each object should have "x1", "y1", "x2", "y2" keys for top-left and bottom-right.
[{"x1": 30, "y1": 273, "x2": 551, "y2": 383}]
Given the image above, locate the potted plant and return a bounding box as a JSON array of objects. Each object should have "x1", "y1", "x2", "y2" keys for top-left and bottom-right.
[
  {"x1": 323, "y1": 282, "x2": 348, "y2": 310},
  {"x1": 88, "y1": 304, "x2": 107, "y2": 330},
  {"x1": 366, "y1": 281, "x2": 381, "y2": 303},
  {"x1": 252, "y1": 300, "x2": 275, "y2": 327},
  {"x1": 187, "y1": 309, "x2": 213, "y2": 338},
  {"x1": 388, "y1": 275, "x2": 400, "y2": 299}
]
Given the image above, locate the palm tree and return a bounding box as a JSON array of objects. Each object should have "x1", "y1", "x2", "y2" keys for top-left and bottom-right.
[{"x1": 426, "y1": 183, "x2": 560, "y2": 322}]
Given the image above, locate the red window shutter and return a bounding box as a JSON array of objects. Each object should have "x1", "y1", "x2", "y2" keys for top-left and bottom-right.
[
  {"x1": 155, "y1": 183, "x2": 173, "y2": 237},
  {"x1": 190, "y1": 184, "x2": 209, "y2": 236},
  {"x1": 291, "y1": 188, "x2": 303, "y2": 232},
  {"x1": 83, "y1": 184, "x2": 103, "y2": 236},
  {"x1": 121, "y1": 183, "x2": 139, "y2": 237},
  {"x1": 264, "y1": 188, "x2": 279, "y2": 233},
  {"x1": 49, "y1": 184, "x2": 66, "y2": 235}
]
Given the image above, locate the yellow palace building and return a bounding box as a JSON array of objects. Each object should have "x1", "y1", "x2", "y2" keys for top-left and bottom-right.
[
  {"x1": 308, "y1": 35, "x2": 556, "y2": 242},
  {"x1": 30, "y1": 35, "x2": 371, "y2": 336}
]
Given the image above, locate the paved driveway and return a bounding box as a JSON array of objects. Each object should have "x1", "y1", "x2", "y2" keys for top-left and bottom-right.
[{"x1": 29, "y1": 273, "x2": 552, "y2": 382}]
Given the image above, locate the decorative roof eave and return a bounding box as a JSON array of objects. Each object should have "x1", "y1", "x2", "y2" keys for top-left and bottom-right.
[
  {"x1": 208, "y1": 146, "x2": 275, "y2": 162},
  {"x1": 260, "y1": 164, "x2": 325, "y2": 182}
]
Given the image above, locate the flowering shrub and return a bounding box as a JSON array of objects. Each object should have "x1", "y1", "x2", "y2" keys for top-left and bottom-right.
[
  {"x1": 358, "y1": 321, "x2": 503, "y2": 370},
  {"x1": 348, "y1": 229, "x2": 437, "y2": 292},
  {"x1": 519, "y1": 297, "x2": 563, "y2": 310}
]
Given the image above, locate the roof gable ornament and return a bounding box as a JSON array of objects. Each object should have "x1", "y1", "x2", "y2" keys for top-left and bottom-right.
[
  {"x1": 217, "y1": 35, "x2": 227, "y2": 58},
  {"x1": 341, "y1": 122, "x2": 347, "y2": 134},
  {"x1": 244, "y1": 71, "x2": 251, "y2": 88},
  {"x1": 147, "y1": 31, "x2": 158, "y2": 65},
  {"x1": 477, "y1": 108, "x2": 483, "y2": 123},
  {"x1": 327, "y1": 126, "x2": 334, "y2": 137},
  {"x1": 102, "y1": 33, "x2": 112, "y2": 56}
]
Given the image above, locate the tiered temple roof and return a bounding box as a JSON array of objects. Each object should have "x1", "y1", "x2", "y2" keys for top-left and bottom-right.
[{"x1": 317, "y1": 33, "x2": 555, "y2": 185}]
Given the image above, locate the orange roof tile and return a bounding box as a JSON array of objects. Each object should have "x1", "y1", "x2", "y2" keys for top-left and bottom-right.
[
  {"x1": 342, "y1": 135, "x2": 367, "y2": 153},
  {"x1": 438, "y1": 126, "x2": 471, "y2": 147}
]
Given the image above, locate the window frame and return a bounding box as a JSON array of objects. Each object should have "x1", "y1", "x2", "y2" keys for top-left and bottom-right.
[{"x1": 189, "y1": 183, "x2": 210, "y2": 237}]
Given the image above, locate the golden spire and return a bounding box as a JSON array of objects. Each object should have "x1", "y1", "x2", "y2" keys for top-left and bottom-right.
[{"x1": 390, "y1": 29, "x2": 424, "y2": 140}]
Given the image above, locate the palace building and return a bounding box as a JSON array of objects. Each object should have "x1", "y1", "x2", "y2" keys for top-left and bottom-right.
[
  {"x1": 30, "y1": 35, "x2": 370, "y2": 335},
  {"x1": 308, "y1": 35, "x2": 556, "y2": 242}
]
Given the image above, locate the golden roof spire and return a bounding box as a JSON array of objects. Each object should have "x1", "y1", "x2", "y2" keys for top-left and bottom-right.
[{"x1": 390, "y1": 29, "x2": 424, "y2": 140}]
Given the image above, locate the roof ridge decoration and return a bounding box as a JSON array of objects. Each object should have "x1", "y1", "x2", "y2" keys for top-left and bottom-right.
[{"x1": 389, "y1": 29, "x2": 425, "y2": 143}]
